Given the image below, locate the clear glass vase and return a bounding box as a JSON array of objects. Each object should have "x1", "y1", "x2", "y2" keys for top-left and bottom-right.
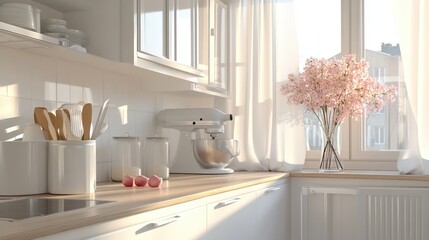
[{"x1": 319, "y1": 123, "x2": 343, "y2": 172}]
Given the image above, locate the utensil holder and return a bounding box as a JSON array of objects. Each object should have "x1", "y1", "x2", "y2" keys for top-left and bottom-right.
[
  {"x1": 0, "y1": 141, "x2": 48, "y2": 195},
  {"x1": 48, "y1": 141, "x2": 96, "y2": 194}
]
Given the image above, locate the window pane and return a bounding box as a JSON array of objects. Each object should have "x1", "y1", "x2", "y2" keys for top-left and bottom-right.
[
  {"x1": 363, "y1": 0, "x2": 407, "y2": 151},
  {"x1": 295, "y1": 0, "x2": 341, "y2": 65},
  {"x1": 295, "y1": 0, "x2": 341, "y2": 150}
]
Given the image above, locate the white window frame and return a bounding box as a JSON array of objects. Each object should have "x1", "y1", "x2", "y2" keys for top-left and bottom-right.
[{"x1": 304, "y1": 0, "x2": 399, "y2": 171}]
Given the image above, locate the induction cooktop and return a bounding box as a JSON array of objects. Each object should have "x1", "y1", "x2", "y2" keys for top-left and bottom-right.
[{"x1": 0, "y1": 198, "x2": 113, "y2": 221}]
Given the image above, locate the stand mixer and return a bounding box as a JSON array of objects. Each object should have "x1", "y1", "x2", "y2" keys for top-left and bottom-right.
[{"x1": 156, "y1": 108, "x2": 239, "y2": 174}]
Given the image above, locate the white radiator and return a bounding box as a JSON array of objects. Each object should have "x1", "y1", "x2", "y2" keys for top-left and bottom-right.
[{"x1": 358, "y1": 188, "x2": 429, "y2": 240}]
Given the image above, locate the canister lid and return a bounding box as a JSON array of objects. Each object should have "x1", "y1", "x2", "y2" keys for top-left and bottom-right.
[
  {"x1": 113, "y1": 136, "x2": 140, "y2": 141},
  {"x1": 146, "y1": 136, "x2": 168, "y2": 141}
]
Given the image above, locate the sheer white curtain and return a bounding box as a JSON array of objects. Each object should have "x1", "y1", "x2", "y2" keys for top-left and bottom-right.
[
  {"x1": 393, "y1": 0, "x2": 429, "y2": 174},
  {"x1": 223, "y1": 0, "x2": 306, "y2": 171}
]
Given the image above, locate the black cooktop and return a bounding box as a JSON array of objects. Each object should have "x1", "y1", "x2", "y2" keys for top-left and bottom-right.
[{"x1": 0, "y1": 198, "x2": 112, "y2": 221}]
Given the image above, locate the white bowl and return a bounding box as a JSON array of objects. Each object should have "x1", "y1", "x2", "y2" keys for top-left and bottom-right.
[
  {"x1": 45, "y1": 18, "x2": 66, "y2": 26},
  {"x1": 44, "y1": 24, "x2": 67, "y2": 33},
  {"x1": 192, "y1": 139, "x2": 240, "y2": 169}
]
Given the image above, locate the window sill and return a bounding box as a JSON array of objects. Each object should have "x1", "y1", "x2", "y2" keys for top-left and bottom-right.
[{"x1": 290, "y1": 169, "x2": 429, "y2": 181}]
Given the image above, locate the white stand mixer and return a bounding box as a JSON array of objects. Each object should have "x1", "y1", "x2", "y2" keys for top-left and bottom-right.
[{"x1": 157, "y1": 108, "x2": 237, "y2": 174}]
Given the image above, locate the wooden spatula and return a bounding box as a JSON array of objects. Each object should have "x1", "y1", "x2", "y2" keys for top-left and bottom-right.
[{"x1": 81, "y1": 103, "x2": 92, "y2": 140}]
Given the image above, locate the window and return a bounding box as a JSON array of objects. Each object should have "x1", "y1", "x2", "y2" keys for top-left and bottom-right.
[
  {"x1": 296, "y1": 0, "x2": 405, "y2": 169},
  {"x1": 361, "y1": 0, "x2": 407, "y2": 154}
]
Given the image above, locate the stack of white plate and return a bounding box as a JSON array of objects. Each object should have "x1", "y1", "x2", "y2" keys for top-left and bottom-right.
[
  {"x1": 43, "y1": 18, "x2": 87, "y2": 48},
  {"x1": 65, "y1": 28, "x2": 87, "y2": 47},
  {"x1": 44, "y1": 18, "x2": 67, "y2": 33},
  {"x1": 0, "y1": 3, "x2": 35, "y2": 31}
]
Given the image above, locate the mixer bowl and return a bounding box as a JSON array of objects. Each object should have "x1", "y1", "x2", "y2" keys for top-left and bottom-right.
[{"x1": 192, "y1": 139, "x2": 240, "y2": 169}]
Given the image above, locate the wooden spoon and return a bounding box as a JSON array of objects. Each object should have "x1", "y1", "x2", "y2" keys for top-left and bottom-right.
[
  {"x1": 43, "y1": 109, "x2": 57, "y2": 140},
  {"x1": 48, "y1": 112, "x2": 59, "y2": 140},
  {"x1": 81, "y1": 103, "x2": 92, "y2": 140},
  {"x1": 34, "y1": 107, "x2": 57, "y2": 140},
  {"x1": 63, "y1": 108, "x2": 71, "y2": 121},
  {"x1": 56, "y1": 109, "x2": 66, "y2": 140}
]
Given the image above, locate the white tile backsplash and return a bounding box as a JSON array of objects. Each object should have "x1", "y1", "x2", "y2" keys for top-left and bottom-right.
[
  {"x1": 0, "y1": 45, "x2": 214, "y2": 182},
  {"x1": 83, "y1": 66, "x2": 104, "y2": 104},
  {"x1": 0, "y1": 46, "x2": 155, "y2": 182}
]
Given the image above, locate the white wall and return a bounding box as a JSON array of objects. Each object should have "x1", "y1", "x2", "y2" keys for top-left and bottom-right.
[{"x1": 0, "y1": 45, "x2": 213, "y2": 182}]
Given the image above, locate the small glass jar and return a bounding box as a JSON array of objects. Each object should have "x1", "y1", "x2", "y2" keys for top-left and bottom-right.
[
  {"x1": 111, "y1": 136, "x2": 141, "y2": 182},
  {"x1": 143, "y1": 137, "x2": 169, "y2": 179}
]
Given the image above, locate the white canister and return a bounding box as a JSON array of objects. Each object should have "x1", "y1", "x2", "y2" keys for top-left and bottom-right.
[
  {"x1": 143, "y1": 137, "x2": 169, "y2": 179},
  {"x1": 0, "y1": 141, "x2": 48, "y2": 195},
  {"x1": 111, "y1": 137, "x2": 141, "y2": 181},
  {"x1": 48, "y1": 140, "x2": 96, "y2": 194}
]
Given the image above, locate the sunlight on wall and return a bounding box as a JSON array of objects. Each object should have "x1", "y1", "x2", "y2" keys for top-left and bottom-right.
[
  {"x1": 0, "y1": 96, "x2": 17, "y2": 120},
  {"x1": 119, "y1": 105, "x2": 128, "y2": 125},
  {"x1": 5, "y1": 125, "x2": 19, "y2": 134},
  {"x1": 0, "y1": 93, "x2": 20, "y2": 141},
  {"x1": 83, "y1": 87, "x2": 94, "y2": 103},
  {"x1": 45, "y1": 81, "x2": 56, "y2": 101}
]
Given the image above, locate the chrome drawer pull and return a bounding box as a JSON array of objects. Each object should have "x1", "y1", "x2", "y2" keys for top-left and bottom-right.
[
  {"x1": 152, "y1": 215, "x2": 181, "y2": 227},
  {"x1": 135, "y1": 215, "x2": 181, "y2": 235},
  {"x1": 214, "y1": 197, "x2": 241, "y2": 209},
  {"x1": 265, "y1": 187, "x2": 281, "y2": 194}
]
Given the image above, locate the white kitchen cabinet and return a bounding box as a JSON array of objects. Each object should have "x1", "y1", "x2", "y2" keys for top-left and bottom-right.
[
  {"x1": 205, "y1": 182, "x2": 289, "y2": 240},
  {"x1": 137, "y1": 0, "x2": 202, "y2": 74},
  {"x1": 138, "y1": 0, "x2": 230, "y2": 97},
  {"x1": 39, "y1": 178, "x2": 288, "y2": 240},
  {"x1": 206, "y1": 191, "x2": 257, "y2": 240},
  {"x1": 255, "y1": 184, "x2": 289, "y2": 240},
  {"x1": 39, "y1": 202, "x2": 207, "y2": 240},
  {"x1": 196, "y1": 0, "x2": 229, "y2": 96},
  {"x1": 0, "y1": 0, "x2": 229, "y2": 96}
]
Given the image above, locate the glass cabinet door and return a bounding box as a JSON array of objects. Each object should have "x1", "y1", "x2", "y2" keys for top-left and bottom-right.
[
  {"x1": 176, "y1": 0, "x2": 196, "y2": 66},
  {"x1": 137, "y1": 0, "x2": 227, "y2": 89},
  {"x1": 138, "y1": 0, "x2": 167, "y2": 57},
  {"x1": 212, "y1": 0, "x2": 228, "y2": 89},
  {"x1": 197, "y1": 0, "x2": 210, "y2": 84}
]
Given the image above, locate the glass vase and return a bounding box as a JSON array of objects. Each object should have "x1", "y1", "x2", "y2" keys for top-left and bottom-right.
[{"x1": 319, "y1": 123, "x2": 343, "y2": 172}]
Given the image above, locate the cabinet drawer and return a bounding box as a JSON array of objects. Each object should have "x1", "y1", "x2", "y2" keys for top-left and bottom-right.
[
  {"x1": 206, "y1": 191, "x2": 257, "y2": 240},
  {"x1": 92, "y1": 205, "x2": 206, "y2": 240}
]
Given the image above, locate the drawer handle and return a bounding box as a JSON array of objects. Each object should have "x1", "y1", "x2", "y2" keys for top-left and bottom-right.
[
  {"x1": 135, "y1": 215, "x2": 181, "y2": 235},
  {"x1": 152, "y1": 215, "x2": 181, "y2": 227},
  {"x1": 214, "y1": 197, "x2": 241, "y2": 209},
  {"x1": 265, "y1": 187, "x2": 281, "y2": 194}
]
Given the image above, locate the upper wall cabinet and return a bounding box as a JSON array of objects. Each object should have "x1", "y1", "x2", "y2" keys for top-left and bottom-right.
[
  {"x1": 0, "y1": 0, "x2": 229, "y2": 97},
  {"x1": 136, "y1": 0, "x2": 203, "y2": 78},
  {"x1": 137, "y1": 0, "x2": 230, "y2": 97}
]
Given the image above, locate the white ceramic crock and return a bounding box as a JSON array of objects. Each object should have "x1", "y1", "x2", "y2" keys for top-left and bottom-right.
[
  {"x1": 48, "y1": 140, "x2": 96, "y2": 194},
  {"x1": 0, "y1": 141, "x2": 48, "y2": 195}
]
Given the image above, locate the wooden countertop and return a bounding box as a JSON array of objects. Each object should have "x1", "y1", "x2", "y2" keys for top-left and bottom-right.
[{"x1": 0, "y1": 172, "x2": 287, "y2": 240}]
